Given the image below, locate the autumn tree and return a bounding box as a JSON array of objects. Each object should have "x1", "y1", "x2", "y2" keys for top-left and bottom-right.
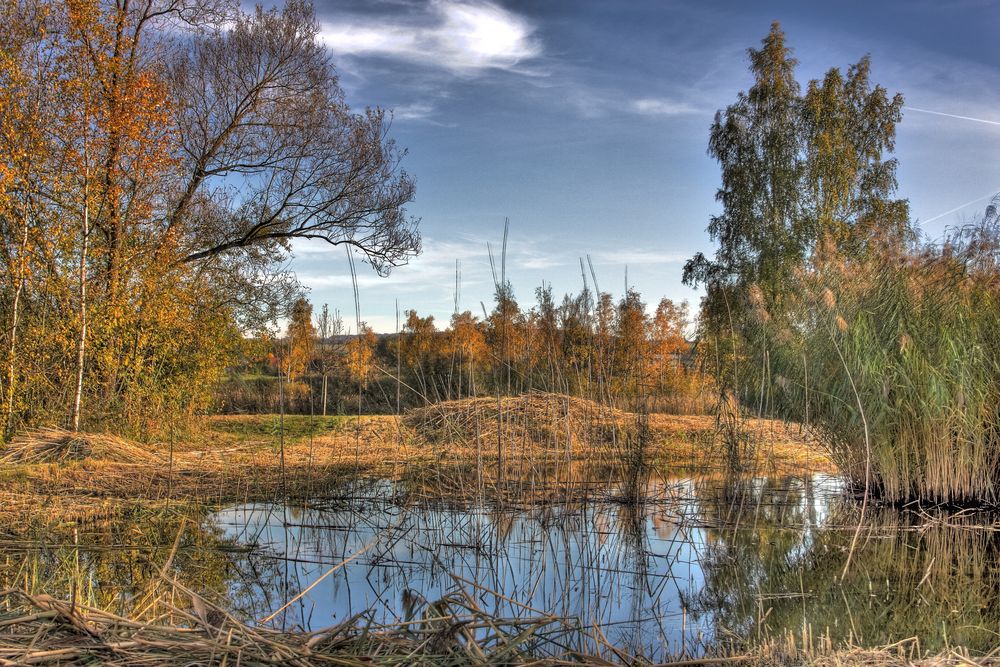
[
  {"x1": 399, "y1": 310, "x2": 440, "y2": 400},
  {"x1": 286, "y1": 298, "x2": 315, "y2": 381},
  {"x1": 315, "y1": 304, "x2": 343, "y2": 416},
  {"x1": 486, "y1": 283, "x2": 528, "y2": 395},
  {"x1": 648, "y1": 298, "x2": 693, "y2": 400},
  {"x1": 0, "y1": 2, "x2": 46, "y2": 434},
  {"x1": 443, "y1": 311, "x2": 487, "y2": 399},
  {"x1": 557, "y1": 287, "x2": 594, "y2": 395},
  {"x1": 614, "y1": 289, "x2": 649, "y2": 400},
  {"x1": 592, "y1": 292, "x2": 616, "y2": 400},
  {"x1": 531, "y1": 284, "x2": 564, "y2": 391},
  {"x1": 345, "y1": 323, "x2": 377, "y2": 390}
]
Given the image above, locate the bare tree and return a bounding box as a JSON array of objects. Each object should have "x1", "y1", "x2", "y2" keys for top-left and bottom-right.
[
  {"x1": 315, "y1": 304, "x2": 342, "y2": 416},
  {"x1": 167, "y1": 0, "x2": 419, "y2": 273}
]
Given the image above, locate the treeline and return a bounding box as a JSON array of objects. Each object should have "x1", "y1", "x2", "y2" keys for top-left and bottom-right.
[
  {"x1": 686, "y1": 24, "x2": 1000, "y2": 503},
  {"x1": 219, "y1": 284, "x2": 710, "y2": 415},
  {"x1": 0, "y1": 0, "x2": 418, "y2": 439}
]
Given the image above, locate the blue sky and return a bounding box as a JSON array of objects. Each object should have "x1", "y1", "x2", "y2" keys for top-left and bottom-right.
[{"x1": 287, "y1": 0, "x2": 1000, "y2": 332}]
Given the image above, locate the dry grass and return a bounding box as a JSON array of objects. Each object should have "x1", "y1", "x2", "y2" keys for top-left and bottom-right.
[
  {"x1": 743, "y1": 631, "x2": 1000, "y2": 666},
  {"x1": 404, "y1": 392, "x2": 632, "y2": 449},
  {"x1": 0, "y1": 428, "x2": 162, "y2": 465},
  {"x1": 405, "y1": 391, "x2": 829, "y2": 472},
  {"x1": 0, "y1": 586, "x2": 575, "y2": 666},
  {"x1": 1, "y1": 587, "x2": 996, "y2": 666}
]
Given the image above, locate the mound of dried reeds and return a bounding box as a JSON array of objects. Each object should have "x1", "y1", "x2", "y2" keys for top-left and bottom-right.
[
  {"x1": 404, "y1": 391, "x2": 635, "y2": 454},
  {"x1": 0, "y1": 428, "x2": 162, "y2": 465}
]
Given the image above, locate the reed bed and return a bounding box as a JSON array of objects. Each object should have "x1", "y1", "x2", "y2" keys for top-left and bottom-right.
[
  {"x1": 0, "y1": 587, "x2": 575, "y2": 666},
  {"x1": 3, "y1": 588, "x2": 996, "y2": 666},
  {"x1": 744, "y1": 223, "x2": 1000, "y2": 505},
  {"x1": 751, "y1": 632, "x2": 1000, "y2": 666}
]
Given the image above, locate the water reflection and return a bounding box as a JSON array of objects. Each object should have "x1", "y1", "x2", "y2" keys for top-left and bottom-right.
[
  {"x1": 4, "y1": 474, "x2": 1000, "y2": 660},
  {"x1": 210, "y1": 475, "x2": 842, "y2": 659}
]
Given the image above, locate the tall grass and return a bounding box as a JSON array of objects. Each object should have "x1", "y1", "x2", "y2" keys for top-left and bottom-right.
[{"x1": 759, "y1": 223, "x2": 1000, "y2": 504}]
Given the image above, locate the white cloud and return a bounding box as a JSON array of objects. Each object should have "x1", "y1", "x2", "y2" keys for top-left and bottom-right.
[
  {"x1": 392, "y1": 102, "x2": 436, "y2": 121},
  {"x1": 320, "y1": 0, "x2": 541, "y2": 74},
  {"x1": 516, "y1": 254, "x2": 565, "y2": 271},
  {"x1": 292, "y1": 236, "x2": 490, "y2": 296},
  {"x1": 556, "y1": 86, "x2": 706, "y2": 120},
  {"x1": 631, "y1": 97, "x2": 699, "y2": 117},
  {"x1": 590, "y1": 248, "x2": 688, "y2": 265}
]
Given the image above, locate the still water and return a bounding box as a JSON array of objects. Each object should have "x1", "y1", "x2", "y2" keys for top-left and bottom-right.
[{"x1": 7, "y1": 473, "x2": 1000, "y2": 661}]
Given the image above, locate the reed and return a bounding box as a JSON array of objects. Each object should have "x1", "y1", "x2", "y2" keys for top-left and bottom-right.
[{"x1": 750, "y1": 223, "x2": 1000, "y2": 505}]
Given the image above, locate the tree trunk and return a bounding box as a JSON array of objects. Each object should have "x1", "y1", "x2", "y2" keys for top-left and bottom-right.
[
  {"x1": 3, "y1": 212, "x2": 30, "y2": 433},
  {"x1": 71, "y1": 179, "x2": 89, "y2": 433}
]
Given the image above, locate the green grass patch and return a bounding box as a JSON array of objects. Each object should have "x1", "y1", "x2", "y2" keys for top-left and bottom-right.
[{"x1": 208, "y1": 415, "x2": 351, "y2": 442}]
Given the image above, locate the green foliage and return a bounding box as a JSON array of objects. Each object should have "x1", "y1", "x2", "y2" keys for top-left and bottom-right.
[{"x1": 684, "y1": 21, "x2": 908, "y2": 328}]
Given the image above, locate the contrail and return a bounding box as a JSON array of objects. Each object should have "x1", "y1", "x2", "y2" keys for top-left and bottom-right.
[
  {"x1": 920, "y1": 189, "x2": 999, "y2": 226},
  {"x1": 905, "y1": 106, "x2": 1000, "y2": 127}
]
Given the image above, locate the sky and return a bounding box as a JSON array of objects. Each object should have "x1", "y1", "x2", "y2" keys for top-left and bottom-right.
[{"x1": 284, "y1": 0, "x2": 1000, "y2": 333}]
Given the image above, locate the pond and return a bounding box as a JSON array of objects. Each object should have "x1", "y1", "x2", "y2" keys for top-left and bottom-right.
[{"x1": 5, "y1": 472, "x2": 1000, "y2": 661}]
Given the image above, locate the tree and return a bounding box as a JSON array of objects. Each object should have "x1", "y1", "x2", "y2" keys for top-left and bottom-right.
[
  {"x1": 315, "y1": 304, "x2": 342, "y2": 416},
  {"x1": 648, "y1": 298, "x2": 691, "y2": 396},
  {"x1": 684, "y1": 22, "x2": 907, "y2": 307},
  {"x1": 557, "y1": 286, "x2": 593, "y2": 395},
  {"x1": 345, "y1": 323, "x2": 377, "y2": 390},
  {"x1": 614, "y1": 289, "x2": 649, "y2": 399},
  {"x1": 168, "y1": 0, "x2": 419, "y2": 274},
  {"x1": 683, "y1": 22, "x2": 803, "y2": 306},
  {"x1": 401, "y1": 310, "x2": 438, "y2": 400},
  {"x1": 286, "y1": 298, "x2": 315, "y2": 381},
  {"x1": 486, "y1": 283, "x2": 527, "y2": 395},
  {"x1": 592, "y1": 292, "x2": 616, "y2": 399},
  {"x1": 0, "y1": 3, "x2": 45, "y2": 434},
  {"x1": 532, "y1": 284, "x2": 563, "y2": 391},
  {"x1": 683, "y1": 23, "x2": 910, "y2": 406},
  {"x1": 800, "y1": 56, "x2": 909, "y2": 254},
  {"x1": 444, "y1": 311, "x2": 487, "y2": 399}
]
